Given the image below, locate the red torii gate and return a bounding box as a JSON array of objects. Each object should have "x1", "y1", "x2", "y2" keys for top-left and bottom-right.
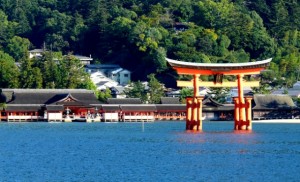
[{"x1": 166, "y1": 58, "x2": 272, "y2": 131}]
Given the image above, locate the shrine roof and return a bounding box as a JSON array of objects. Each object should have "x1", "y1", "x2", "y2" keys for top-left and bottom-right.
[
  {"x1": 253, "y1": 94, "x2": 295, "y2": 110},
  {"x1": 166, "y1": 58, "x2": 272, "y2": 71}
]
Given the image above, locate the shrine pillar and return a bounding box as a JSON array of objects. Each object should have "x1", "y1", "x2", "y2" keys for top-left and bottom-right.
[
  {"x1": 237, "y1": 74, "x2": 246, "y2": 123},
  {"x1": 196, "y1": 97, "x2": 204, "y2": 131},
  {"x1": 186, "y1": 97, "x2": 193, "y2": 130},
  {"x1": 233, "y1": 97, "x2": 240, "y2": 130},
  {"x1": 235, "y1": 74, "x2": 252, "y2": 131},
  {"x1": 185, "y1": 74, "x2": 204, "y2": 131},
  {"x1": 245, "y1": 97, "x2": 253, "y2": 130},
  {"x1": 193, "y1": 74, "x2": 200, "y2": 96},
  {"x1": 186, "y1": 96, "x2": 204, "y2": 131}
]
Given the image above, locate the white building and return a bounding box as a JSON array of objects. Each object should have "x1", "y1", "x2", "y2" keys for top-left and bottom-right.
[
  {"x1": 28, "y1": 49, "x2": 93, "y2": 65},
  {"x1": 86, "y1": 64, "x2": 131, "y2": 86},
  {"x1": 29, "y1": 49, "x2": 44, "y2": 59},
  {"x1": 109, "y1": 68, "x2": 131, "y2": 85},
  {"x1": 73, "y1": 55, "x2": 93, "y2": 65},
  {"x1": 90, "y1": 71, "x2": 118, "y2": 90}
]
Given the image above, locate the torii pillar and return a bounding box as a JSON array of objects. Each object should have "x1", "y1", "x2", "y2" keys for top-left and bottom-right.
[
  {"x1": 166, "y1": 58, "x2": 272, "y2": 131},
  {"x1": 186, "y1": 74, "x2": 205, "y2": 131},
  {"x1": 233, "y1": 74, "x2": 253, "y2": 130}
]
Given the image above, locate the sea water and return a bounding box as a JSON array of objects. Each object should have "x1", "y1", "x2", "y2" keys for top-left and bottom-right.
[{"x1": 0, "y1": 121, "x2": 299, "y2": 182}]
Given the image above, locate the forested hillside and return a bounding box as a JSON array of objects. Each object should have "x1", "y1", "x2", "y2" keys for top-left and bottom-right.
[{"x1": 0, "y1": 0, "x2": 300, "y2": 89}]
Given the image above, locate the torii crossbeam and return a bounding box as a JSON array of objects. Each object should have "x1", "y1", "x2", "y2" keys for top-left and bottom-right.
[{"x1": 166, "y1": 58, "x2": 272, "y2": 131}]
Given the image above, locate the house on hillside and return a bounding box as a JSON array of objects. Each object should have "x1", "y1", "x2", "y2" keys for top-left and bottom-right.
[
  {"x1": 272, "y1": 81, "x2": 300, "y2": 98},
  {"x1": 29, "y1": 49, "x2": 44, "y2": 59},
  {"x1": 165, "y1": 89, "x2": 181, "y2": 98},
  {"x1": 73, "y1": 55, "x2": 93, "y2": 65},
  {"x1": 174, "y1": 22, "x2": 189, "y2": 32},
  {"x1": 86, "y1": 64, "x2": 123, "y2": 74},
  {"x1": 28, "y1": 49, "x2": 93, "y2": 65},
  {"x1": 109, "y1": 68, "x2": 131, "y2": 85},
  {"x1": 90, "y1": 71, "x2": 118, "y2": 90},
  {"x1": 86, "y1": 64, "x2": 131, "y2": 86}
]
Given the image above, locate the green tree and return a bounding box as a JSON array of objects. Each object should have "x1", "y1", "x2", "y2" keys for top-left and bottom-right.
[
  {"x1": 19, "y1": 58, "x2": 42, "y2": 88},
  {"x1": 163, "y1": 0, "x2": 194, "y2": 21},
  {"x1": 41, "y1": 51, "x2": 60, "y2": 88},
  {"x1": 129, "y1": 21, "x2": 162, "y2": 52},
  {"x1": 208, "y1": 88, "x2": 230, "y2": 103},
  {"x1": 0, "y1": 89, "x2": 7, "y2": 110},
  {"x1": 247, "y1": 11, "x2": 276, "y2": 59},
  {"x1": 97, "y1": 88, "x2": 112, "y2": 103},
  {"x1": 56, "y1": 54, "x2": 88, "y2": 89},
  {"x1": 252, "y1": 83, "x2": 272, "y2": 94},
  {"x1": 6, "y1": 36, "x2": 30, "y2": 61},
  {"x1": 179, "y1": 87, "x2": 193, "y2": 103},
  {"x1": 78, "y1": 77, "x2": 97, "y2": 91},
  {"x1": 31, "y1": 67, "x2": 43, "y2": 88},
  {"x1": 193, "y1": 0, "x2": 234, "y2": 29},
  {"x1": 147, "y1": 74, "x2": 165, "y2": 104},
  {"x1": 124, "y1": 81, "x2": 147, "y2": 103},
  {"x1": 0, "y1": 51, "x2": 19, "y2": 88},
  {"x1": 0, "y1": 10, "x2": 17, "y2": 48},
  {"x1": 42, "y1": 10, "x2": 72, "y2": 51}
]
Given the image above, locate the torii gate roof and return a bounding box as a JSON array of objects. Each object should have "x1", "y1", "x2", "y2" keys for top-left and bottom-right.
[{"x1": 166, "y1": 58, "x2": 272, "y2": 75}]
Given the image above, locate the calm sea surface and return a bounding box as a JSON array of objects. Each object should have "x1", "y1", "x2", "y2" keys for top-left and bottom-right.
[{"x1": 0, "y1": 121, "x2": 300, "y2": 182}]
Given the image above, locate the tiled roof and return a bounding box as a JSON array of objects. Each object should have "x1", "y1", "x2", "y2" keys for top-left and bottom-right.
[
  {"x1": 101, "y1": 105, "x2": 120, "y2": 112},
  {"x1": 5, "y1": 104, "x2": 42, "y2": 111},
  {"x1": 46, "y1": 105, "x2": 64, "y2": 111},
  {"x1": 202, "y1": 96, "x2": 223, "y2": 107},
  {"x1": 1, "y1": 90, "x2": 13, "y2": 102},
  {"x1": 253, "y1": 94, "x2": 295, "y2": 110},
  {"x1": 74, "y1": 55, "x2": 93, "y2": 60},
  {"x1": 3, "y1": 89, "x2": 94, "y2": 93},
  {"x1": 107, "y1": 98, "x2": 142, "y2": 104},
  {"x1": 160, "y1": 97, "x2": 180, "y2": 104},
  {"x1": 203, "y1": 104, "x2": 234, "y2": 111},
  {"x1": 3, "y1": 89, "x2": 100, "y2": 105},
  {"x1": 86, "y1": 64, "x2": 120, "y2": 69},
  {"x1": 156, "y1": 104, "x2": 186, "y2": 112}
]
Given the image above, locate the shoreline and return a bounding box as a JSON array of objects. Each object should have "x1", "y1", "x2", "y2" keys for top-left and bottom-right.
[
  {"x1": 3, "y1": 119, "x2": 300, "y2": 123},
  {"x1": 252, "y1": 119, "x2": 300, "y2": 123}
]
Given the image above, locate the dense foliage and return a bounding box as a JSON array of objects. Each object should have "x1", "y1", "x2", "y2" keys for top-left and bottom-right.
[{"x1": 0, "y1": 0, "x2": 300, "y2": 90}]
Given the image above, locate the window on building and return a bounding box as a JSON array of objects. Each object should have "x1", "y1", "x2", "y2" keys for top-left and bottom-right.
[{"x1": 124, "y1": 74, "x2": 128, "y2": 77}]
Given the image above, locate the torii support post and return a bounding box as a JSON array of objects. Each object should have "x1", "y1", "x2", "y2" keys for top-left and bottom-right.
[
  {"x1": 234, "y1": 96, "x2": 252, "y2": 130},
  {"x1": 185, "y1": 74, "x2": 204, "y2": 131},
  {"x1": 234, "y1": 74, "x2": 252, "y2": 130},
  {"x1": 245, "y1": 96, "x2": 253, "y2": 130},
  {"x1": 186, "y1": 96, "x2": 204, "y2": 131}
]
